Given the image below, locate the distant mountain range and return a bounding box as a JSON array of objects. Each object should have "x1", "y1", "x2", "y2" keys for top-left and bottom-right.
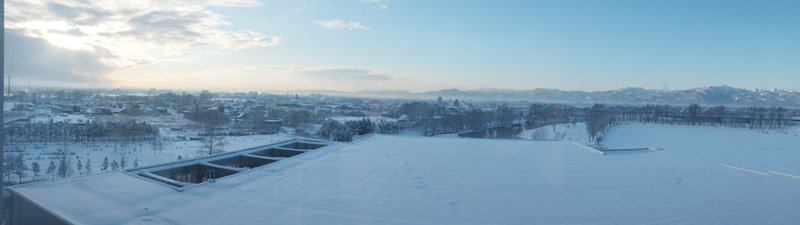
[{"x1": 301, "y1": 86, "x2": 800, "y2": 107}]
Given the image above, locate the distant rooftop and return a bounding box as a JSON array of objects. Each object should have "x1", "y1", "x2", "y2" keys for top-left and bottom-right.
[{"x1": 7, "y1": 136, "x2": 800, "y2": 225}]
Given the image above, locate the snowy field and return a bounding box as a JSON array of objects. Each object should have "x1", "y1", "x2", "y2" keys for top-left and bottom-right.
[
  {"x1": 521, "y1": 122, "x2": 800, "y2": 175},
  {"x1": 5, "y1": 132, "x2": 293, "y2": 183},
  {"x1": 11, "y1": 135, "x2": 800, "y2": 224},
  {"x1": 602, "y1": 124, "x2": 800, "y2": 175},
  {"x1": 520, "y1": 122, "x2": 591, "y2": 143}
]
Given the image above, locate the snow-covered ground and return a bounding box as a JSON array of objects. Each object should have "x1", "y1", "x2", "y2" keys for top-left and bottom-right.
[
  {"x1": 10, "y1": 135, "x2": 800, "y2": 224},
  {"x1": 520, "y1": 123, "x2": 591, "y2": 143},
  {"x1": 602, "y1": 124, "x2": 800, "y2": 175},
  {"x1": 5, "y1": 132, "x2": 293, "y2": 183},
  {"x1": 519, "y1": 122, "x2": 800, "y2": 176}
]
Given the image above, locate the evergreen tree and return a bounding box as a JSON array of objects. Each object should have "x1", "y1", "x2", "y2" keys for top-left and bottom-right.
[
  {"x1": 32, "y1": 162, "x2": 41, "y2": 181},
  {"x1": 13, "y1": 154, "x2": 29, "y2": 183},
  {"x1": 377, "y1": 121, "x2": 400, "y2": 134},
  {"x1": 177, "y1": 155, "x2": 183, "y2": 161},
  {"x1": 101, "y1": 157, "x2": 109, "y2": 172},
  {"x1": 346, "y1": 118, "x2": 374, "y2": 135},
  {"x1": 85, "y1": 159, "x2": 93, "y2": 175},
  {"x1": 111, "y1": 159, "x2": 119, "y2": 171},
  {"x1": 77, "y1": 159, "x2": 83, "y2": 175},
  {"x1": 47, "y1": 161, "x2": 56, "y2": 179},
  {"x1": 120, "y1": 156, "x2": 127, "y2": 169},
  {"x1": 331, "y1": 125, "x2": 354, "y2": 142},
  {"x1": 57, "y1": 156, "x2": 69, "y2": 178},
  {"x1": 320, "y1": 119, "x2": 356, "y2": 141},
  {"x1": 318, "y1": 119, "x2": 341, "y2": 139}
]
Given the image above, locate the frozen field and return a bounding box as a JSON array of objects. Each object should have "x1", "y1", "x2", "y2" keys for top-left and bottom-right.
[
  {"x1": 10, "y1": 135, "x2": 800, "y2": 224},
  {"x1": 602, "y1": 124, "x2": 800, "y2": 175}
]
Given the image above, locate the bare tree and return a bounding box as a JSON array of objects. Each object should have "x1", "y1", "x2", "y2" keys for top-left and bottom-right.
[
  {"x1": 188, "y1": 109, "x2": 230, "y2": 156},
  {"x1": 687, "y1": 104, "x2": 701, "y2": 125},
  {"x1": 57, "y1": 149, "x2": 74, "y2": 178},
  {"x1": 585, "y1": 104, "x2": 614, "y2": 143},
  {"x1": 495, "y1": 104, "x2": 516, "y2": 127},
  {"x1": 198, "y1": 128, "x2": 227, "y2": 156},
  {"x1": 151, "y1": 133, "x2": 166, "y2": 156}
]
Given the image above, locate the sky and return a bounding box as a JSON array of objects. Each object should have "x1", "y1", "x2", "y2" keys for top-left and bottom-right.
[{"x1": 4, "y1": 0, "x2": 800, "y2": 92}]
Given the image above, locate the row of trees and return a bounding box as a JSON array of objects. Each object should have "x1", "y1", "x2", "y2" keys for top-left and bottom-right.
[
  {"x1": 389, "y1": 100, "x2": 794, "y2": 141},
  {"x1": 413, "y1": 102, "x2": 581, "y2": 136},
  {"x1": 99, "y1": 156, "x2": 137, "y2": 172},
  {"x1": 418, "y1": 109, "x2": 495, "y2": 135},
  {"x1": 185, "y1": 108, "x2": 230, "y2": 127},
  {"x1": 406, "y1": 102, "x2": 519, "y2": 135},
  {"x1": 5, "y1": 121, "x2": 159, "y2": 143},
  {"x1": 615, "y1": 104, "x2": 794, "y2": 129},
  {"x1": 3, "y1": 152, "x2": 139, "y2": 185},
  {"x1": 317, "y1": 118, "x2": 378, "y2": 142},
  {"x1": 526, "y1": 103, "x2": 572, "y2": 128},
  {"x1": 585, "y1": 104, "x2": 615, "y2": 143},
  {"x1": 375, "y1": 120, "x2": 401, "y2": 134},
  {"x1": 3, "y1": 154, "x2": 30, "y2": 184}
]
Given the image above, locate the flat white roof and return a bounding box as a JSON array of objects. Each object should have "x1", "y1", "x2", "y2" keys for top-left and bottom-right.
[{"x1": 10, "y1": 135, "x2": 800, "y2": 224}]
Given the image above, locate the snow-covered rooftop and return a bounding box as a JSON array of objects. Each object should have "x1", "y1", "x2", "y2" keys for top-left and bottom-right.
[{"x1": 9, "y1": 136, "x2": 800, "y2": 224}]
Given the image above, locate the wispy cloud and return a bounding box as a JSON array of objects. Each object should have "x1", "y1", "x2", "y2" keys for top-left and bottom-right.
[
  {"x1": 313, "y1": 20, "x2": 370, "y2": 30},
  {"x1": 359, "y1": 0, "x2": 390, "y2": 11},
  {"x1": 5, "y1": 0, "x2": 279, "y2": 68}
]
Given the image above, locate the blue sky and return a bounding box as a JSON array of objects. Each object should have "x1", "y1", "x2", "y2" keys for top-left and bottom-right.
[{"x1": 5, "y1": 0, "x2": 799, "y2": 92}]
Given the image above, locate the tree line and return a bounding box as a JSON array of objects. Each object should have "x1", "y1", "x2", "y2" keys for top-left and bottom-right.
[
  {"x1": 318, "y1": 118, "x2": 379, "y2": 142},
  {"x1": 614, "y1": 104, "x2": 794, "y2": 129},
  {"x1": 585, "y1": 104, "x2": 615, "y2": 143},
  {"x1": 4, "y1": 151, "x2": 140, "y2": 185},
  {"x1": 5, "y1": 121, "x2": 159, "y2": 143}
]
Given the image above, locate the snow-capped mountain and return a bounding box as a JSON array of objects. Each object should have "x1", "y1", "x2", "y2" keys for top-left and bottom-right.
[{"x1": 307, "y1": 85, "x2": 800, "y2": 107}]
